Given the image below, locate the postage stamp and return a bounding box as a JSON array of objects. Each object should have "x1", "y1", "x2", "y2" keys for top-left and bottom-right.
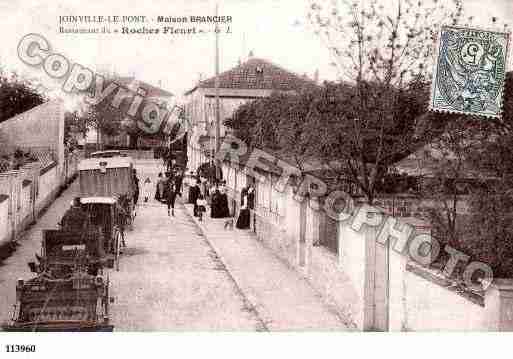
[{"x1": 430, "y1": 25, "x2": 510, "y2": 118}]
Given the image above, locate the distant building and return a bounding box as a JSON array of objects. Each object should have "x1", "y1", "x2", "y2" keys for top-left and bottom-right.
[
  {"x1": 184, "y1": 54, "x2": 317, "y2": 173},
  {"x1": 93, "y1": 77, "x2": 174, "y2": 149}
]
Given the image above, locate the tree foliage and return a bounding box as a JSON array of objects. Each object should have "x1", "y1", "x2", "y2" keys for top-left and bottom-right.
[
  {"x1": 225, "y1": 78, "x2": 430, "y2": 200},
  {"x1": 302, "y1": 0, "x2": 466, "y2": 203},
  {"x1": 0, "y1": 73, "x2": 45, "y2": 123}
]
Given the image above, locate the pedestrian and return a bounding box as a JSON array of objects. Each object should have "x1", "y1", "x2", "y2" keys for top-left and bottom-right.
[
  {"x1": 187, "y1": 172, "x2": 196, "y2": 204},
  {"x1": 143, "y1": 177, "x2": 152, "y2": 203},
  {"x1": 165, "y1": 177, "x2": 177, "y2": 216},
  {"x1": 116, "y1": 198, "x2": 128, "y2": 249},
  {"x1": 155, "y1": 172, "x2": 165, "y2": 202},
  {"x1": 175, "y1": 169, "x2": 184, "y2": 197},
  {"x1": 210, "y1": 183, "x2": 221, "y2": 218},
  {"x1": 247, "y1": 184, "x2": 255, "y2": 210},
  {"x1": 236, "y1": 187, "x2": 251, "y2": 229},
  {"x1": 191, "y1": 178, "x2": 201, "y2": 217},
  {"x1": 197, "y1": 195, "x2": 207, "y2": 221},
  {"x1": 218, "y1": 181, "x2": 230, "y2": 218}
]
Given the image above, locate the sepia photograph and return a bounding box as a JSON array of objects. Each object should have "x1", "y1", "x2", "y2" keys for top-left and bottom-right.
[{"x1": 0, "y1": 0, "x2": 512, "y2": 356}]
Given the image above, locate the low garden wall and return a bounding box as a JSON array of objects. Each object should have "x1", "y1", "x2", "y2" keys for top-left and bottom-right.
[
  {"x1": 181, "y1": 161, "x2": 513, "y2": 331},
  {"x1": 0, "y1": 151, "x2": 80, "y2": 249}
]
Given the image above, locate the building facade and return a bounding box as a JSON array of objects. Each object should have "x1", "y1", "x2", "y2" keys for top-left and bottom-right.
[{"x1": 184, "y1": 56, "x2": 317, "y2": 174}]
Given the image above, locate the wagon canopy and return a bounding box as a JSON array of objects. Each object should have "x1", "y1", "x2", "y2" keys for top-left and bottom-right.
[{"x1": 78, "y1": 157, "x2": 134, "y2": 198}]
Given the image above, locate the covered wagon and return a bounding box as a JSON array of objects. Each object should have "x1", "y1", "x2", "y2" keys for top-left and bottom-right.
[{"x1": 78, "y1": 156, "x2": 136, "y2": 228}]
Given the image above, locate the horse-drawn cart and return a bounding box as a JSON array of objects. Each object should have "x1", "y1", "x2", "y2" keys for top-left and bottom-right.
[
  {"x1": 78, "y1": 155, "x2": 136, "y2": 228},
  {"x1": 1, "y1": 273, "x2": 113, "y2": 332},
  {"x1": 79, "y1": 197, "x2": 125, "y2": 272}
]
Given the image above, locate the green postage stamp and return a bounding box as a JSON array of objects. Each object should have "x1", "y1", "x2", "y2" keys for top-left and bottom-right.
[{"x1": 430, "y1": 25, "x2": 510, "y2": 118}]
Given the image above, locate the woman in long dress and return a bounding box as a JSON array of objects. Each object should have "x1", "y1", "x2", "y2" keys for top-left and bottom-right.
[
  {"x1": 236, "y1": 187, "x2": 250, "y2": 229},
  {"x1": 187, "y1": 172, "x2": 197, "y2": 204},
  {"x1": 210, "y1": 184, "x2": 222, "y2": 218},
  {"x1": 155, "y1": 173, "x2": 166, "y2": 202},
  {"x1": 218, "y1": 181, "x2": 230, "y2": 218}
]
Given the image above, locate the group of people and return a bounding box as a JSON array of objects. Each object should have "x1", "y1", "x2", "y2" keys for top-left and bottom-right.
[
  {"x1": 185, "y1": 171, "x2": 255, "y2": 229},
  {"x1": 186, "y1": 175, "x2": 229, "y2": 221},
  {"x1": 134, "y1": 164, "x2": 256, "y2": 229}
]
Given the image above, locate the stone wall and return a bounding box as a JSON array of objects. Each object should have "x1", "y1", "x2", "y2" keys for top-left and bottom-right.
[
  {"x1": 204, "y1": 161, "x2": 513, "y2": 331},
  {"x1": 254, "y1": 212, "x2": 297, "y2": 267},
  {"x1": 0, "y1": 100, "x2": 65, "y2": 178},
  {"x1": 0, "y1": 153, "x2": 79, "y2": 249},
  {"x1": 36, "y1": 164, "x2": 59, "y2": 214}
]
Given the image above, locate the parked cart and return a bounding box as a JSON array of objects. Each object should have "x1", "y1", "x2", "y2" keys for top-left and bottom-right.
[
  {"x1": 1, "y1": 273, "x2": 113, "y2": 332},
  {"x1": 78, "y1": 156, "x2": 136, "y2": 228}
]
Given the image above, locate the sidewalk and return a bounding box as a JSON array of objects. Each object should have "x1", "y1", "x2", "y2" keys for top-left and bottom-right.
[{"x1": 183, "y1": 202, "x2": 349, "y2": 331}]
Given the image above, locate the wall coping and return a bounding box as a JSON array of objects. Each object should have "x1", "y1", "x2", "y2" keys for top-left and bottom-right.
[
  {"x1": 40, "y1": 161, "x2": 57, "y2": 175},
  {"x1": 406, "y1": 261, "x2": 485, "y2": 307}
]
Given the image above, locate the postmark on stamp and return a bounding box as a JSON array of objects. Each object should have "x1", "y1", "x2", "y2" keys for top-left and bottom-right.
[{"x1": 430, "y1": 25, "x2": 510, "y2": 118}]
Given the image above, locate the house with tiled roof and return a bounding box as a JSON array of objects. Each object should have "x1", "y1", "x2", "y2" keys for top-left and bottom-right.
[
  {"x1": 116, "y1": 77, "x2": 174, "y2": 100},
  {"x1": 185, "y1": 54, "x2": 318, "y2": 173},
  {"x1": 94, "y1": 77, "x2": 174, "y2": 149}
]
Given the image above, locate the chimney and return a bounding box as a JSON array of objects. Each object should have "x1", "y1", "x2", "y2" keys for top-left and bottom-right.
[
  {"x1": 248, "y1": 50, "x2": 254, "y2": 58},
  {"x1": 314, "y1": 69, "x2": 319, "y2": 84}
]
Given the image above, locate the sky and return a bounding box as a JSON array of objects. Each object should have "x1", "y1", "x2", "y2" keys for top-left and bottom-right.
[{"x1": 0, "y1": 0, "x2": 512, "y2": 106}]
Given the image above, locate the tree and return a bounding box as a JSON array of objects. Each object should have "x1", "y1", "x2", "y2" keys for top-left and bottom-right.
[
  {"x1": 459, "y1": 72, "x2": 513, "y2": 276},
  {"x1": 417, "y1": 117, "x2": 485, "y2": 250},
  {"x1": 407, "y1": 71, "x2": 513, "y2": 276},
  {"x1": 0, "y1": 72, "x2": 44, "y2": 123},
  {"x1": 81, "y1": 100, "x2": 123, "y2": 149},
  {"x1": 306, "y1": 0, "x2": 465, "y2": 203},
  {"x1": 225, "y1": 89, "x2": 325, "y2": 175}
]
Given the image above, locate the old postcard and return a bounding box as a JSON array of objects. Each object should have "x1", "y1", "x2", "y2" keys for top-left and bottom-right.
[{"x1": 0, "y1": 0, "x2": 512, "y2": 357}]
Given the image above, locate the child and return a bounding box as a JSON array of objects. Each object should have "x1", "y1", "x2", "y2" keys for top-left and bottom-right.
[
  {"x1": 197, "y1": 195, "x2": 207, "y2": 222},
  {"x1": 143, "y1": 177, "x2": 152, "y2": 203}
]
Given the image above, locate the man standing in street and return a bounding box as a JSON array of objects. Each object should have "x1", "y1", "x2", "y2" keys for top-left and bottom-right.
[{"x1": 165, "y1": 177, "x2": 177, "y2": 216}]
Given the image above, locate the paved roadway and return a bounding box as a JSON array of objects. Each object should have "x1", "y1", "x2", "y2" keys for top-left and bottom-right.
[{"x1": 0, "y1": 159, "x2": 262, "y2": 331}]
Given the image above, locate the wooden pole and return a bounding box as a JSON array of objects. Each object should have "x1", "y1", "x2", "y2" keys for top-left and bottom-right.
[{"x1": 214, "y1": 2, "x2": 221, "y2": 182}]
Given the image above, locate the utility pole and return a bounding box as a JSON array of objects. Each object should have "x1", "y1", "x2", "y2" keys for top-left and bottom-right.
[{"x1": 214, "y1": 2, "x2": 221, "y2": 182}]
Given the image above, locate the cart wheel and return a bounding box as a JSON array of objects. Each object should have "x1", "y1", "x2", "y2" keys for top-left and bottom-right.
[
  {"x1": 129, "y1": 210, "x2": 135, "y2": 231},
  {"x1": 114, "y1": 230, "x2": 121, "y2": 272}
]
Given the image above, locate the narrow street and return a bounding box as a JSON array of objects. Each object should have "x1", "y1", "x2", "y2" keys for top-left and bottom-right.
[{"x1": 0, "y1": 159, "x2": 263, "y2": 331}]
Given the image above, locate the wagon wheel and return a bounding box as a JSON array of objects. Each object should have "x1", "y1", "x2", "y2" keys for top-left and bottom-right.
[
  {"x1": 113, "y1": 227, "x2": 121, "y2": 272},
  {"x1": 105, "y1": 274, "x2": 110, "y2": 318},
  {"x1": 128, "y1": 202, "x2": 135, "y2": 231}
]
